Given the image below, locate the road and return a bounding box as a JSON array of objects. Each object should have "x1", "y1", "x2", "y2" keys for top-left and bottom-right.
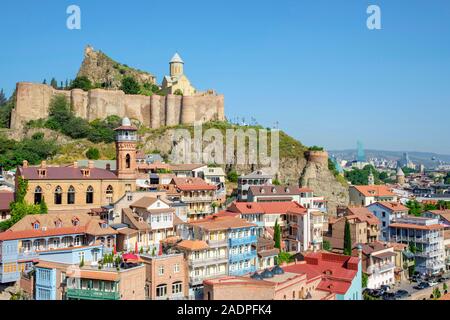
[{"x1": 390, "y1": 277, "x2": 450, "y2": 300}]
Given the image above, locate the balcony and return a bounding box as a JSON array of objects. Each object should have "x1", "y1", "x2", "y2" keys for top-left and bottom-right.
[
  {"x1": 367, "y1": 263, "x2": 395, "y2": 275},
  {"x1": 189, "y1": 256, "x2": 228, "y2": 267},
  {"x1": 206, "y1": 239, "x2": 228, "y2": 248},
  {"x1": 229, "y1": 266, "x2": 257, "y2": 276},
  {"x1": 17, "y1": 250, "x2": 39, "y2": 261},
  {"x1": 0, "y1": 271, "x2": 20, "y2": 284},
  {"x1": 189, "y1": 272, "x2": 228, "y2": 285},
  {"x1": 229, "y1": 235, "x2": 257, "y2": 247},
  {"x1": 66, "y1": 288, "x2": 120, "y2": 300},
  {"x1": 229, "y1": 250, "x2": 257, "y2": 263},
  {"x1": 181, "y1": 195, "x2": 215, "y2": 203}
]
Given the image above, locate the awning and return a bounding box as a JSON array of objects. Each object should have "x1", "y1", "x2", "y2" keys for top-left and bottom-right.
[{"x1": 403, "y1": 251, "x2": 415, "y2": 259}]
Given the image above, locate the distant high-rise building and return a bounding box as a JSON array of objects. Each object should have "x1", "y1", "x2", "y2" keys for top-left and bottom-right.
[{"x1": 357, "y1": 141, "x2": 366, "y2": 162}]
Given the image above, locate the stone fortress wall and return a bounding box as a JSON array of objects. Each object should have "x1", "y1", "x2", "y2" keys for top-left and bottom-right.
[{"x1": 10, "y1": 82, "x2": 225, "y2": 131}]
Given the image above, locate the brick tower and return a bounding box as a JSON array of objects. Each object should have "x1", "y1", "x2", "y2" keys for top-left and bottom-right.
[{"x1": 114, "y1": 117, "x2": 138, "y2": 179}]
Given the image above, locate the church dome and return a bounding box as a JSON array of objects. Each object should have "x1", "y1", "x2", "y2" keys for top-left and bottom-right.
[
  {"x1": 260, "y1": 268, "x2": 274, "y2": 279},
  {"x1": 271, "y1": 265, "x2": 285, "y2": 275},
  {"x1": 122, "y1": 117, "x2": 131, "y2": 127},
  {"x1": 170, "y1": 53, "x2": 184, "y2": 64},
  {"x1": 250, "y1": 272, "x2": 264, "y2": 280}
]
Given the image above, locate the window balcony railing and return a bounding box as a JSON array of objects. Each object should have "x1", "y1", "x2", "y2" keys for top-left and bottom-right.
[
  {"x1": 229, "y1": 235, "x2": 257, "y2": 246},
  {"x1": 66, "y1": 288, "x2": 120, "y2": 300},
  {"x1": 229, "y1": 266, "x2": 257, "y2": 276},
  {"x1": 206, "y1": 239, "x2": 228, "y2": 247},
  {"x1": 181, "y1": 196, "x2": 215, "y2": 203},
  {"x1": 367, "y1": 263, "x2": 395, "y2": 275},
  {"x1": 229, "y1": 250, "x2": 257, "y2": 263},
  {"x1": 189, "y1": 272, "x2": 228, "y2": 285},
  {"x1": 189, "y1": 256, "x2": 228, "y2": 267}
]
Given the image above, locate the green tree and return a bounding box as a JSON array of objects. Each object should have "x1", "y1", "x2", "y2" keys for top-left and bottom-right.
[
  {"x1": 322, "y1": 240, "x2": 331, "y2": 251},
  {"x1": 70, "y1": 76, "x2": 92, "y2": 91},
  {"x1": 120, "y1": 77, "x2": 140, "y2": 94},
  {"x1": 274, "y1": 218, "x2": 281, "y2": 250},
  {"x1": 50, "y1": 78, "x2": 58, "y2": 89},
  {"x1": 0, "y1": 89, "x2": 7, "y2": 106},
  {"x1": 79, "y1": 257, "x2": 85, "y2": 268},
  {"x1": 343, "y1": 219, "x2": 352, "y2": 256},
  {"x1": 443, "y1": 283, "x2": 448, "y2": 292},
  {"x1": 272, "y1": 179, "x2": 281, "y2": 185},
  {"x1": 277, "y1": 252, "x2": 293, "y2": 265},
  {"x1": 86, "y1": 147, "x2": 100, "y2": 160},
  {"x1": 345, "y1": 165, "x2": 382, "y2": 185},
  {"x1": 405, "y1": 200, "x2": 423, "y2": 216},
  {"x1": 174, "y1": 89, "x2": 183, "y2": 96},
  {"x1": 362, "y1": 273, "x2": 369, "y2": 288},
  {"x1": 39, "y1": 197, "x2": 48, "y2": 214},
  {"x1": 227, "y1": 170, "x2": 238, "y2": 183},
  {"x1": 432, "y1": 287, "x2": 441, "y2": 300}
]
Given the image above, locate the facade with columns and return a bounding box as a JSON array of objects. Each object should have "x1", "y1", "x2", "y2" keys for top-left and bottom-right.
[{"x1": 16, "y1": 118, "x2": 138, "y2": 213}]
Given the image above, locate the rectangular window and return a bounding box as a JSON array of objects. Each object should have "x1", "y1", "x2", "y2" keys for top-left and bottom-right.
[
  {"x1": 172, "y1": 282, "x2": 182, "y2": 294},
  {"x1": 174, "y1": 264, "x2": 180, "y2": 273},
  {"x1": 158, "y1": 265, "x2": 164, "y2": 276},
  {"x1": 156, "y1": 285, "x2": 167, "y2": 297}
]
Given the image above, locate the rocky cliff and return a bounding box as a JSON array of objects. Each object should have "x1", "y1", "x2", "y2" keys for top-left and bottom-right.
[
  {"x1": 138, "y1": 123, "x2": 349, "y2": 214},
  {"x1": 77, "y1": 45, "x2": 156, "y2": 89}
]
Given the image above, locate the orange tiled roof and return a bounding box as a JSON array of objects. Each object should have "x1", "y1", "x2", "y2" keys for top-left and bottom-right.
[
  {"x1": 189, "y1": 215, "x2": 256, "y2": 231},
  {"x1": 389, "y1": 222, "x2": 444, "y2": 231},
  {"x1": 171, "y1": 177, "x2": 216, "y2": 191},
  {"x1": 372, "y1": 201, "x2": 408, "y2": 212},
  {"x1": 352, "y1": 185, "x2": 395, "y2": 197},
  {"x1": 346, "y1": 207, "x2": 380, "y2": 225},
  {"x1": 176, "y1": 240, "x2": 209, "y2": 251}
]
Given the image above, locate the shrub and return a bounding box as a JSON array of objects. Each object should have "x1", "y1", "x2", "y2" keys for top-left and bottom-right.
[
  {"x1": 86, "y1": 147, "x2": 100, "y2": 160},
  {"x1": 227, "y1": 170, "x2": 238, "y2": 182},
  {"x1": 120, "y1": 77, "x2": 140, "y2": 94},
  {"x1": 70, "y1": 76, "x2": 93, "y2": 91}
]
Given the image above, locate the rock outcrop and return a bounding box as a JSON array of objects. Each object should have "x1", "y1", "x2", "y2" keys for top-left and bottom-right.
[{"x1": 77, "y1": 45, "x2": 156, "y2": 89}]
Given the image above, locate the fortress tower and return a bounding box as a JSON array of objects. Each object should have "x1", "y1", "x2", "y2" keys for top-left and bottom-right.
[{"x1": 114, "y1": 117, "x2": 138, "y2": 180}]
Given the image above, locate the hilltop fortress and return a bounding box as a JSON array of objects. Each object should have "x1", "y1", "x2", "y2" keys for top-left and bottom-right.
[{"x1": 10, "y1": 48, "x2": 225, "y2": 131}]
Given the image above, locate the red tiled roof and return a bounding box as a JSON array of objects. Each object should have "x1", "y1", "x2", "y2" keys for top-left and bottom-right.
[
  {"x1": 352, "y1": 185, "x2": 395, "y2": 197},
  {"x1": 389, "y1": 222, "x2": 444, "y2": 231},
  {"x1": 227, "y1": 201, "x2": 306, "y2": 215},
  {"x1": 18, "y1": 166, "x2": 118, "y2": 180},
  {"x1": 0, "y1": 191, "x2": 14, "y2": 211},
  {"x1": 0, "y1": 227, "x2": 87, "y2": 241},
  {"x1": 372, "y1": 202, "x2": 408, "y2": 212},
  {"x1": 171, "y1": 177, "x2": 216, "y2": 191},
  {"x1": 346, "y1": 207, "x2": 380, "y2": 225},
  {"x1": 114, "y1": 125, "x2": 137, "y2": 131}
]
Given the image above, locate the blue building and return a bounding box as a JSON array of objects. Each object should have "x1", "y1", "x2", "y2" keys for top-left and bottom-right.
[
  {"x1": 228, "y1": 226, "x2": 258, "y2": 276},
  {"x1": 0, "y1": 213, "x2": 117, "y2": 284}
]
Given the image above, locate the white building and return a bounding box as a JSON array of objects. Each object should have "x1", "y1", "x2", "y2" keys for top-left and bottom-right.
[{"x1": 367, "y1": 202, "x2": 409, "y2": 241}]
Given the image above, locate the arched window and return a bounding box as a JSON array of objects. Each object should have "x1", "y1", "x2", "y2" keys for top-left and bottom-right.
[
  {"x1": 54, "y1": 186, "x2": 62, "y2": 205},
  {"x1": 126, "y1": 154, "x2": 131, "y2": 169},
  {"x1": 34, "y1": 186, "x2": 42, "y2": 204},
  {"x1": 106, "y1": 185, "x2": 114, "y2": 204},
  {"x1": 67, "y1": 185, "x2": 75, "y2": 204},
  {"x1": 86, "y1": 186, "x2": 94, "y2": 204}
]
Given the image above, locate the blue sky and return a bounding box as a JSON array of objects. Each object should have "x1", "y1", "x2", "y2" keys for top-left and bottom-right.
[{"x1": 1, "y1": 0, "x2": 449, "y2": 153}]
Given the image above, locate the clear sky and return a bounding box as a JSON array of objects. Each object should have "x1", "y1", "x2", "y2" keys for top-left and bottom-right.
[{"x1": 1, "y1": 0, "x2": 449, "y2": 153}]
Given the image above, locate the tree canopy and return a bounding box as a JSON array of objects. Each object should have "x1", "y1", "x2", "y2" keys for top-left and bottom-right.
[
  {"x1": 120, "y1": 77, "x2": 140, "y2": 95},
  {"x1": 70, "y1": 76, "x2": 93, "y2": 91}
]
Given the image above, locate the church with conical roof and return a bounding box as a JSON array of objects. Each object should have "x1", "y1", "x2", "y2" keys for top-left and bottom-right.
[{"x1": 161, "y1": 53, "x2": 196, "y2": 96}]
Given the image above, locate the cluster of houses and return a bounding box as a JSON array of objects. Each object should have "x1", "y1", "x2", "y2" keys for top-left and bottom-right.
[{"x1": 0, "y1": 117, "x2": 447, "y2": 300}]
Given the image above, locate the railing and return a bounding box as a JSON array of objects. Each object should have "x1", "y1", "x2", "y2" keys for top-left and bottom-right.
[
  {"x1": 189, "y1": 272, "x2": 228, "y2": 285},
  {"x1": 17, "y1": 250, "x2": 39, "y2": 261},
  {"x1": 367, "y1": 263, "x2": 395, "y2": 275},
  {"x1": 229, "y1": 235, "x2": 257, "y2": 246},
  {"x1": 229, "y1": 251, "x2": 257, "y2": 263},
  {"x1": 229, "y1": 266, "x2": 257, "y2": 276},
  {"x1": 181, "y1": 196, "x2": 215, "y2": 203},
  {"x1": 66, "y1": 288, "x2": 120, "y2": 300},
  {"x1": 189, "y1": 256, "x2": 228, "y2": 267},
  {"x1": 206, "y1": 239, "x2": 228, "y2": 247}
]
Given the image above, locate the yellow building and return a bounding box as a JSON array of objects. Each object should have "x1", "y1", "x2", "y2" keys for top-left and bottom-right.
[
  {"x1": 161, "y1": 53, "x2": 196, "y2": 96},
  {"x1": 16, "y1": 118, "x2": 138, "y2": 213}
]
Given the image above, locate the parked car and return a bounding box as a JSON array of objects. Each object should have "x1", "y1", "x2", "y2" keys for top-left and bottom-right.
[
  {"x1": 380, "y1": 285, "x2": 391, "y2": 292},
  {"x1": 394, "y1": 290, "x2": 410, "y2": 299},
  {"x1": 428, "y1": 280, "x2": 438, "y2": 287},
  {"x1": 371, "y1": 289, "x2": 384, "y2": 298},
  {"x1": 414, "y1": 282, "x2": 430, "y2": 290},
  {"x1": 438, "y1": 275, "x2": 449, "y2": 282},
  {"x1": 382, "y1": 292, "x2": 396, "y2": 300}
]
